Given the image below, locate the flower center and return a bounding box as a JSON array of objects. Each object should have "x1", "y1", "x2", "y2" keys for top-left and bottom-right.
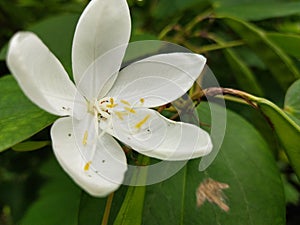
[
  {"x1": 88, "y1": 97, "x2": 145, "y2": 122},
  {"x1": 83, "y1": 96, "x2": 148, "y2": 173},
  {"x1": 87, "y1": 97, "x2": 116, "y2": 120}
]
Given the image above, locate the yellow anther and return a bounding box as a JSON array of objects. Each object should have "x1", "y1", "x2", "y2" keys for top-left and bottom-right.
[
  {"x1": 124, "y1": 107, "x2": 136, "y2": 114},
  {"x1": 121, "y1": 100, "x2": 130, "y2": 106},
  {"x1": 106, "y1": 103, "x2": 118, "y2": 108},
  {"x1": 83, "y1": 131, "x2": 88, "y2": 145},
  {"x1": 106, "y1": 97, "x2": 118, "y2": 108},
  {"x1": 84, "y1": 161, "x2": 91, "y2": 171},
  {"x1": 135, "y1": 114, "x2": 151, "y2": 129},
  {"x1": 140, "y1": 98, "x2": 145, "y2": 104},
  {"x1": 115, "y1": 111, "x2": 125, "y2": 120}
]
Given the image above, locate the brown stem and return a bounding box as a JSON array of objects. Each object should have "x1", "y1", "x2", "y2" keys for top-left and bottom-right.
[
  {"x1": 202, "y1": 87, "x2": 259, "y2": 109},
  {"x1": 101, "y1": 193, "x2": 114, "y2": 225}
]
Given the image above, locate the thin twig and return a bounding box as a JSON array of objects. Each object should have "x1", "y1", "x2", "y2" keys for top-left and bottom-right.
[{"x1": 101, "y1": 192, "x2": 114, "y2": 225}]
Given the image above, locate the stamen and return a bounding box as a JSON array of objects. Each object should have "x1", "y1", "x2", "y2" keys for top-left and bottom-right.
[
  {"x1": 121, "y1": 99, "x2": 130, "y2": 106},
  {"x1": 135, "y1": 114, "x2": 151, "y2": 129},
  {"x1": 84, "y1": 161, "x2": 91, "y2": 171},
  {"x1": 115, "y1": 111, "x2": 125, "y2": 120},
  {"x1": 100, "y1": 97, "x2": 110, "y2": 104},
  {"x1": 124, "y1": 107, "x2": 136, "y2": 114},
  {"x1": 99, "y1": 110, "x2": 110, "y2": 119},
  {"x1": 140, "y1": 98, "x2": 145, "y2": 104},
  {"x1": 83, "y1": 131, "x2": 88, "y2": 145},
  {"x1": 105, "y1": 97, "x2": 118, "y2": 108},
  {"x1": 106, "y1": 103, "x2": 118, "y2": 108},
  {"x1": 93, "y1": 100, "x2": 102, "y2": 113}
]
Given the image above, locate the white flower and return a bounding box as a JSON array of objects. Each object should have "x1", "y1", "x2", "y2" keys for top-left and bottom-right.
[{"x1": 6, "y1": 0, "x2": 212, "y2": 196}]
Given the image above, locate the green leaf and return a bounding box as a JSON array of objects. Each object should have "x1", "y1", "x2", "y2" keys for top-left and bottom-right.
[
  {"x1": 77, "y1": 187, "x2": 128, "y2": 225},
  {"x1": 113, "y1": 186, "x2": 145, "y2": 225},
  {"x1": 220, "y1": 41, "x2": 264, "y2": 95},
  {"x1": 284, "y1": 79, "x2": 300, "y2": 125},
  {"x1": 210, "y1": 0, "x2": 281, "y2": 7},
  {"x1": 12, "y1": 141, "x2": 50, "y2": 152},
  {"x1": 153, "y1": 0, "x2": 210, "y2": 19},
  {"x1": 28, "y1": 14, "x2": 79, "y2": 76},
  {"x1": 20, "y1": 155, "x2": 82, "y2": 225},
  {"x1": 0, "y1": 44, "x2": 7, "y2": 61},
  {"x1": 20, "y1": 154, "x2": 128, "y2": 225},
  {"x1": 1, "y1": 14, "x2": 78, "y2": 152},
  {"x1": 253, "y1": 98, "x2": 300, "y2": 179},
  {"x1": 130, "y1": 33, "x2": 158, "y2": 42},
  {"x1": 77, "y1": 185, "x2": 128, "y2": 225},
  {"x1": 221, "y1": 16, "x2": 300, "y2": 90},
  {"x1": 2, "y1": 14, "x2": 79, "y2": 70},
  {"x1": 258, "y1": 102, "x2": 300, "y2": 178},
  {"x1": 142, "y1": 102, "x2": 285, "y2": 225},
  {"x1": 215, "y1": 2, "x2": 300, "y2": 21},
  {"x1": 267, "y1": 33, "x2": 300, "y2": 59},
  {"x1": 78, "y1": 192, "x2": 106, "y2": 225},
  {"x1": 113, "y1": 156, "x2": 149, "y2": 225},
  {"x1": 281, "y1": 175, "x2": 299, "y2": 205},
  {"x1": 215, "y1": 88, "x2": 300, "y2": 180},
  {"x1": 208, "y1": 34, "x2": 264, "y2": 95},
  {"x1": 0, "y1": 76, "x2": 57, "y2": 152}
]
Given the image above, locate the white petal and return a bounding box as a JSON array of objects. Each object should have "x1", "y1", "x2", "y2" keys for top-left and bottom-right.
[
  {"x1": 7, "y1": 32, "x2": 77, "y2": 116},
  {"x1": 101, "y1": 108, "x2": 212, "y2": 161},
  {"x1": 73, "y1": 112, "x2": 98, "y2": 153},
  {"x1": 72, "y1": 0, "x2": 131, "y2": 85},
  {"x1": 51, "y1": 117, "x2": 127, "y2": 197},
  {"x1": 107, "y1": 53, "x2": 206, "y2": 108},
  {"x1": 76, "y1": 46, "x2": 126, "y2": 100}
]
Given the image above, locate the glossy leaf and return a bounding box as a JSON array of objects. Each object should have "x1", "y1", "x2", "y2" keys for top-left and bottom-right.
[
  {"x1": 222, "y1": 16, "x2": 300, "y2": 90},
  {"x1": 0, "y1": 45, "x2": 7, "y2": 60},
  {"x1": 113, "y1": 186, "x2": 145, "y2": 225},
  {"x1": 222, "y1": 43, "x2": 264, "y2": 95},
  {"x1": 1, "y1": 14, "x2": 79, "y2": 69},
  {"x1": 28, "y1": 14, "x2": 79, "y2": 76},
  {"x1": 12, "y1": 141, "x2": 50, "y2": 152},
  {"x1": 209, "y1": 35, "x2": 263, "y2": 95},
  {"x1": 215, "y1": 2, "x2": 300, "y2": 21},
  {"x1": 113, "y1": 156, "x2": 149, "y2": 225},
  {"x1": 282, "y1": 175, "x2": 299, "y2": 205},
  {"x1": 210, "y1": 0, "x2": 281, "y2": 7},
  {"x1": 1, "y1": 14, "x2": 79, "y2": 152},
  {"x1": 77, "y1": 192, "x2": 106, "y2": 225},
  {"x1": 78, "y1": 186, "x2": 128, "y2": 225},
  {"x1": 20, "y1": 154, "x2": 128, "y2": 225},
  {"x1": 142, "y1": 102, "x2": 285, "y2": 225},
  {"x1": 214, "y1": 88, "x2": 300, "y2": 180},
  {"x1": 153, "y1": 0, "x2": 210, "y2": 19},
  {"x1": 267, "y1": 33, "x2": 300, "y2": 59},
  {"x1": 246, "y1": 96, "x2": 300, "y2": 180},
  {"x1": 284, "y1": 79, "x2": 300, "y2": 125},
  {"x1": 0, "y1": 76, "x2": 56, "y2": 152},
  {"x1": 226, "y1": 90, "x2": 300, "y2": 179},
  {"x1": 20, "y1": 156, "x2": 82, "y2": 225}
]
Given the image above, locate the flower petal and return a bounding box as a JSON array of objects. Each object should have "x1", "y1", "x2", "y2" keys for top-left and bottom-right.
[
  {"x1": 107, "y1": 53, "x2": 206, "y2": 108},
  {"x1": 51, "y1": 117, "x2": 127, "y2": 197},
  {"x1": 76, "y1": 46, "x2": 127, "y2": 100},
  {"x1": 101, "y1": 108, "x2": 212, "y2": 160},
  {"x1": 7, "y1": 32, "x2": 77, "y2": 116},
  {"x1": 72, "y1": 0, "x2": 131, "y2": 85}
]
